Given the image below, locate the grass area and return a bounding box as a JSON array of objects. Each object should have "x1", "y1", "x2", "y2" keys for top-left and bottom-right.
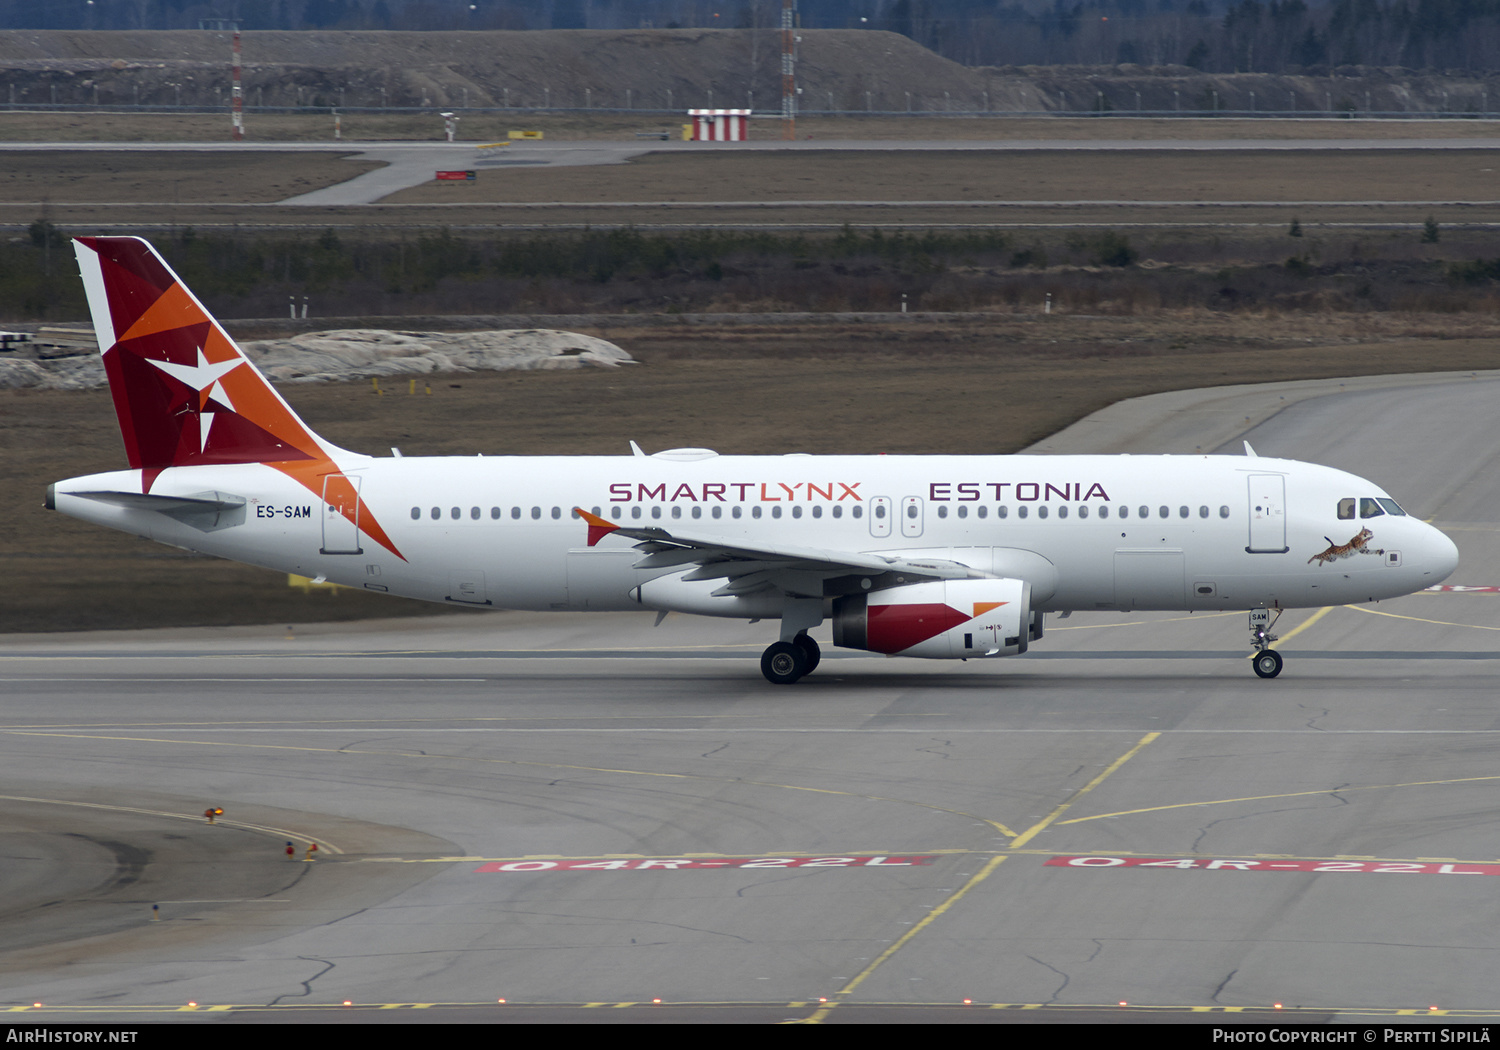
[
  {"x1": 2, "y1": 117, "x2": 1498, "y2": 631},
  {"x1": 0, "y1": 151, "x2": 376, "y2": 205},
  {"x1": 5, "y1": 311, "x2": 1499, "y2": 632},
  {"x1": 5, "y1": 110, "x2": 1500, "y2": 143},
  {"x1": 389, "y1": 147, "x2": 1500, "y2": 205}
]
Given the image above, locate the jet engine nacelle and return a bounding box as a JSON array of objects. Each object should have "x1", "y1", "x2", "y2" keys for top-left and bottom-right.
[{"x1": 831, "y1": 578, "x2": 1032, "y2": 659}]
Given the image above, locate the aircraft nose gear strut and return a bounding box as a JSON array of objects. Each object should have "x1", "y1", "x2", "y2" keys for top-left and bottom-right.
[{"x1": 1248, "y1": 608, "x2": 1283, "y2": 679}]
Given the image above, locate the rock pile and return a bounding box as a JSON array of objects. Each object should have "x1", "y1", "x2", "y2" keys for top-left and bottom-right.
[{"x1": 0, "y1": 328, "x2": 635, "y2": 390}]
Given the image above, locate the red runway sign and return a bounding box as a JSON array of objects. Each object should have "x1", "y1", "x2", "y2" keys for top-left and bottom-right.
[
  {"x1": 1047, "y1": 856, "x2": 1500, "y2": 875},
  {"x1": 475, "y1": 855, "x2": 935, "y2": 873}
]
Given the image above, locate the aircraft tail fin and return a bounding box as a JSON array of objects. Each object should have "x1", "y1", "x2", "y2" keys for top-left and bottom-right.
[{"x1": 73, "y1": 236, "x2": 335, "y2": 489}]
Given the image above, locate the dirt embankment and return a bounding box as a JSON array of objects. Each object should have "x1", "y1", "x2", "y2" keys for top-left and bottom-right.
[{"x1": 0, "y1": 28, "x2": 1495, "y2": 118}]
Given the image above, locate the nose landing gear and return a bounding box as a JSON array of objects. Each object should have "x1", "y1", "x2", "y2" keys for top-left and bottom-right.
[
  {"x1": 1249, "y1": 608, "x2": 1283, "y2": 679},
  {"x1": 1252, "y1": 649, "x2": 1284, "y2": 679}
]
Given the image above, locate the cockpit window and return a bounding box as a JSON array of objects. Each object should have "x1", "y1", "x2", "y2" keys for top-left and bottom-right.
[
  {"x1": 1376, "y1": 498, "x2": 1407, "y2": 516},
  {"x1": 1359, "y1": 498, "x2": 1385, "y2": 519},
  {"x1": 1337, "y1": 498, "x2": 1355, "y2": 520}
]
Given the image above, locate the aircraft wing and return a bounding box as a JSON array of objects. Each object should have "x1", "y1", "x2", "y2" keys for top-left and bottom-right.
[{"x1": 577, "y1": 508, "x2": 987, "y2": 598}]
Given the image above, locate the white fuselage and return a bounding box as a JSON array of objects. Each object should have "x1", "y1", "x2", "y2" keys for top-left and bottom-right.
[{"x1": 51, "y1": 451, "x2": 1459, "y2": 617}]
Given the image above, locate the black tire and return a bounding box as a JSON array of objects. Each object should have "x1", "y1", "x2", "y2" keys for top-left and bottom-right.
[
  {"x1": 1252, "y1": 650, "x2": 1284, "y2": 679},
  {"x1": 761, "y1": 641, "x2": 807, "y2": 685},
  {"x1": 793, "y1": 634, "x2": 821, "y2": 675}
]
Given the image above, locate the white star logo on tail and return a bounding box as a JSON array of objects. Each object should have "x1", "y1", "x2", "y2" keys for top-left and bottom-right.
[{"x1": 146, "y1": 348, "x2": 243, "y2": 452}]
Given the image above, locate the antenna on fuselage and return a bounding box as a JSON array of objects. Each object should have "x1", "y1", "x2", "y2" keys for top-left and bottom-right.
[
  {"x1": 1243, "y1": 441, "x2": 1259, "y2": 457},
  {"x1": 629, "y1": 441, "x2": 646, "y2": 457}
]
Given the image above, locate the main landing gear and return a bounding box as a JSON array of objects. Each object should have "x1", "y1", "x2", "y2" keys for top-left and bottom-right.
[
  {"x1": 1248, "y1": 608, "x2": 1284, "y2": 679},
  {"x1": 761, "y1": 633, "x2": 821, "y2": 685}
]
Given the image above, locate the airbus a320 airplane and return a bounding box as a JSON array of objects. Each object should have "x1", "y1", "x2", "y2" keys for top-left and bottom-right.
[{"x1": 49, "y1": 237, "x2": 1458, "y2": 683}]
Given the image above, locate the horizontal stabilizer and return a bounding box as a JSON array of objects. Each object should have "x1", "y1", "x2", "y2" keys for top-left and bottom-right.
[{"x1": 71, "y1": 489, "x2": 247, "y2": 532}]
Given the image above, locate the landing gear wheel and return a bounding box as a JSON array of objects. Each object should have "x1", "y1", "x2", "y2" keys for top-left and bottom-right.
[
  {"x1": 1252, "y1": 649, "x2": 1284, "y2": 679},
  {"x1": 793, "y1": 634, "x2": 821, "y2": 675},
  {"x1": 761, "y1": 641, "x2": 807, "y2": 685}
]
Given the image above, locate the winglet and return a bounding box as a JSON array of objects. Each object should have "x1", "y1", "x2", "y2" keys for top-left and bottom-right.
[{"x1": 577, "y1": 507, "x2": 619, "y2": 547}]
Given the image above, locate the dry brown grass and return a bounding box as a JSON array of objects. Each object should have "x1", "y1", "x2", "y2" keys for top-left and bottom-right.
[
  {"x1": 0, "y1": 151, "x2": 377, "y2": 206},
  {"x1": 2, "y1": 117, "x2": 1498, "y2": 632},
  {"x1": 390, "y1": 148, "x2": 1500, "y2": 205},
  {"x1": 6, "y1": 310, "x2": 1499, "y2": 633},
  {"x1": 6, "y1": 141, "x2": 1498, "y2": 233},
  {"x1": 4, "y1": 110, "x2": 1500, "y2": 143}
]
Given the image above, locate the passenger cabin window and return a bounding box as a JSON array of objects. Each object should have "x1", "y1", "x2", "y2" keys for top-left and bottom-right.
[
  {"x1": 411, "y1": 507, "x2": 420, "y2": 520},
  {"x1": 1360, "y1": 498, "x2": 1385, "y2": 519},
  {"x1": 1338, "y1": 498, "x2": 1356, "y2": 520}
]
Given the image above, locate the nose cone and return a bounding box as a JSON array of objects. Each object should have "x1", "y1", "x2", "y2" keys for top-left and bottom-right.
[{"x1": 1424, "y1": 526, "x2": 1460, "y2": 584}]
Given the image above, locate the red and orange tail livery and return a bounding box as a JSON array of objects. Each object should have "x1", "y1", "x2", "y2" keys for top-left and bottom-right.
[
  {"x1": 74, "y1": 236, "x2": 402, "y2": 559},
  {"x1": 75, "y1": 236, "x2": 336, "y2": 488}
]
